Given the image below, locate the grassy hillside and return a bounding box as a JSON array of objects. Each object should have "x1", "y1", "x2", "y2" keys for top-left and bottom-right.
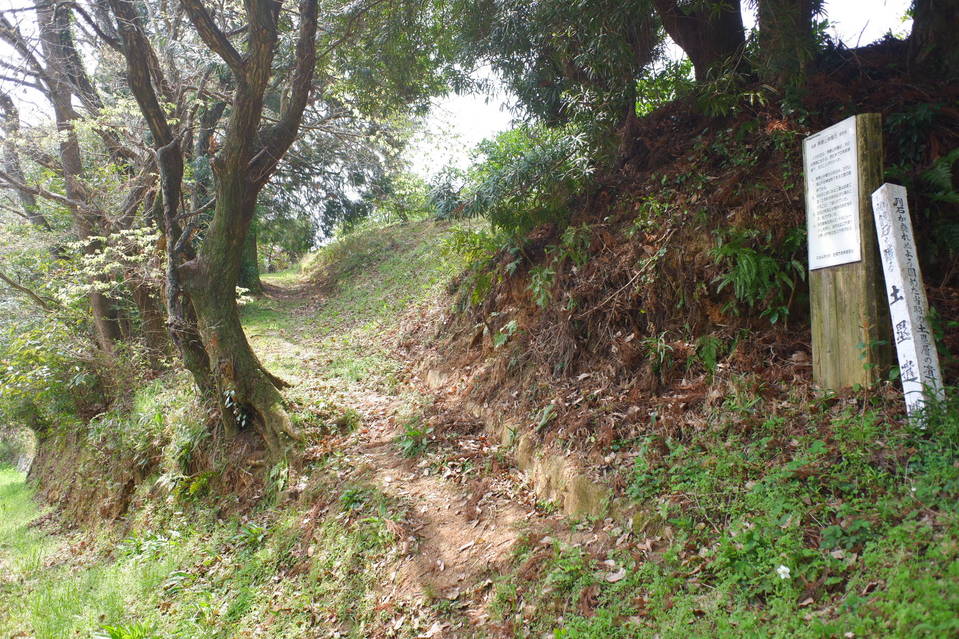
[
  {"x1": 1, "y1": 214, "x2": 957, "y2": 638},
  {"x1": 2, "y1": 219, "x2": 473, "y2": 638}
]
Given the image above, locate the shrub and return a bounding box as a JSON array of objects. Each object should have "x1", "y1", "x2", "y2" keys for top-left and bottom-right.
[{"x1": 451, "y1": 125, "x2": 593, "y2": 239}]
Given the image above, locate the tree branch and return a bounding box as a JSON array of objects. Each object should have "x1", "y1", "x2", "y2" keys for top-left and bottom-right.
[
  {"x1": 175, "y1": 197, "x2": 215, "y2": 220},
  {"x1": 176, "y1": 0, "x2": 245, "y2": 73},
  {"x1": 0, "y1": 11, "x2": 51, "y2": 88},
  {"x1": 0, "y1": 91, "x2": 52, "y2": 229},
  {"x1": 0, "y1": 73, "x2": 46, "y2": 92},
  {"x1": 56, "y1": 1, "x2": 123, "y2": 51},
  {"x1": 0, "y1": 58, "x2": 40, "y2": 78},
  {"x1": 251, "y1": 0, "x2": 318, "y2": 184},
  {"x1": 316, "y1": 0, "x2": 389, "y2": 60},
  {"x1": 0, "y1": 200, "x2": 33, "y2": 220},
  {"x1": 0, "y1": 269, "x2": 58, "y2": 311},
  {"x1": 0, "y1": 166, "x2": 93, "y2": 213}
]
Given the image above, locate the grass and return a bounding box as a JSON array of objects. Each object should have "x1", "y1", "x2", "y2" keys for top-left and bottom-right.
[
  {"x1": 240, "y1": 220, "x2": 467, "y2": 444},
  {"x1": 5, "y1": 217, "x2": 958, "y2": 638},
  {"x1": 0, "y1": 466, "x2": 176, "y2": 638},
  {"x1": 488, "y1": 389, "x2": 959, "y2": 638},
  {"x1": 0, "y1": 221, "x2": 464, "y2": 638},
  {"x1": 0, "y1": 463, "x2": 413, "y2": 638},
  {"x1": 243, "y1": 220, "x2": 465, "y2": 403},
  {"x1": 0, "y1": 467, "x2": 46, "y2": 578}
]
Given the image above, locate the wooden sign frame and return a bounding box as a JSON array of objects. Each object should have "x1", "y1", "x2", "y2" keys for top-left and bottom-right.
[{"x1": 805, "y1": 113, "x2": 891, "y2": 389}]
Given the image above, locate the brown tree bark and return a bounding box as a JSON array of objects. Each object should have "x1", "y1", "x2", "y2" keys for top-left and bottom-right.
[
  {"x1": 35, "y1": 1, "x2": 123, "y2": 354},
  {"x1": 107, "y1": 0, "x2": 215, "y2": 400},
  {"x1": 176, "y1": 0, "x2": 318, "y2": 454},
  {"x1": 109, "y1": 0, "x2": 318, "y2": 456},
  {"x1": 910, "y1": 0, "x2": 959, "y2": 80},
  {"x1": 652, "y1": 0, "x2": 746, "y2": 81},
  {"x1": 0, "y1": 93, "x2": 51, "y2": 230},
  {"x1": 191, "y1": 101, "x2": 226, "y2": 212},
  {"x1": 756, "y1": 0, "x2": 823, "y2": 91},
  {"x1": 132, "y1": 281, "x2": 171, "y2": 368},
  {"x1": 0, "y1": 2, "x2": 176, "y2": 368},
  {"x1": 238, "y1": 225, "x2": 264, "y2": 295}
]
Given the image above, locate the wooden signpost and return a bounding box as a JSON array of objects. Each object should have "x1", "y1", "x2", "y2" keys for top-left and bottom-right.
[
  {"x1": 803, "y1": 114, "x2": 889, "y2": 389},
  {"x1": 871, "y1": 184, "x2": 945, "y2": 418}
]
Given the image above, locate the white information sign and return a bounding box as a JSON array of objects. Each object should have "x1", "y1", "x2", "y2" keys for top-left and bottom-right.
[
  {"x1": 871, "y1": 183, "x2": 945, "y2": 419},
  {"x1": 803, "y1": 116, "x2": 861, "y2": 270}
]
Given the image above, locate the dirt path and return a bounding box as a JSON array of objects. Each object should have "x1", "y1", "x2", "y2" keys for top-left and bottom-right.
[
  {"x1": 349, "y1": 410, "x2": 541, "y2": 631},
  {"x1": 251, "y1": 276, "x2": 570, "y2": 633}
]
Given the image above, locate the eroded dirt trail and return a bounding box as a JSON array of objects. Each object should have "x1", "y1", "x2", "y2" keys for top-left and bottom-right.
[
  {"x1": 350, "y1": 413, "x2": 541, "y2": 629},
  {"x1": 250, "y1": 278, "x2": 570, "y2": 634}
]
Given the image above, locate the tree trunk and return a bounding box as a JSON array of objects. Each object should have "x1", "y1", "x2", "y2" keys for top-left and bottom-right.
[
  {"x1": 107, "y1": 0, "x2": 216, "y2": 400},
  {"x1": 0, "y1": 93, "x2": 51, "y2": 230},
  {"x1": 36, "y1": 1, "x2": 122, "y2": 355},
  {"x1": 238, "y1": 224, "x2": 263, "y2": 294},
  {"x1": 652, "y1": 0, "x2": 746, "y2": 81},
  {"x1": 191, "y1": 101, "x2": 226, "y2": 212},
  {"x1": 132, "y1": 282, "x2": 170, "y2": 369},
  {"x1": 181, "y1": 180, "x2": 293, "y2": 456},
  {"x1": 910, "y1": 0, "x2": 959, "y2": 80},
  {"x1": 110, "y1": 0, "x2": 318, "y2": 459},
  {"x1": 617, "y1": 82, "x2": 647, "y2": 166},
  {"x1": 157, "y1": 140, "x2": 217, "y2": 402},
  {"x1": 757, "y1": 0, "x2": 823, "y2": 91}
]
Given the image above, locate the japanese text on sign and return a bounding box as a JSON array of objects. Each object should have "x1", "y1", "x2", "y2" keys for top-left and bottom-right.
[
  {"x1": 804, "y1": 116, "x2": 862, "y2": 270},
  {"x1": 872, "y1": 183, "x2": 945, "y2": 420}
]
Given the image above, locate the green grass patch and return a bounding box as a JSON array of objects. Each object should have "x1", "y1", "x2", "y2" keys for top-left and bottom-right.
[
  {"x1": 0, "y1": 463, "x2": 415, "y2": 639},
  {"x1": 489, "y1": 390, "x2": 959, "y2": 637},
  {"x1": 245, "y1": 220, "x2": 466, "y2": 407},
  {"x1": 0, "y1": 466, "x2": 178, "y2": 638}
]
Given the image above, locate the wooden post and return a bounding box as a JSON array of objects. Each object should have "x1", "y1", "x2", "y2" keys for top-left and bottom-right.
[{"x1": 804, "y1": 114, "x2": 890, "y2": 390}]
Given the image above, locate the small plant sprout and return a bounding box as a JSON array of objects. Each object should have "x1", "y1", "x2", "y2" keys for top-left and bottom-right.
[
  {"x1": 396, "y1": 416, "x2": 433, "y2": 457},
  {"x1": 492, "y1": 319, "x2": 520, "y2": 348},
  {"x1": 535, "y1": 403, "x2": 557, "y2": 431}
]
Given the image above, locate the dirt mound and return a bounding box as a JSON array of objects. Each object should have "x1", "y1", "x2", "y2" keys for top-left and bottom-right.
[{"x1": 417, "y1": 38, "x2": 959, "y2": 469}]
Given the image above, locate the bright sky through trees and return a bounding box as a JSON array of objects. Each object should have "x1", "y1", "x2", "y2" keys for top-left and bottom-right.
[{"x1": 410, "y1": 0, "x2": 913, "y2": 179}]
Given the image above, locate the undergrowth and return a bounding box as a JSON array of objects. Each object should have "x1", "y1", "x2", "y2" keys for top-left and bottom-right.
[
  {"x1": 0, "y1": 464, "x2": 411, "y2": 638},
  {"x1": 491, "y1": 389, "x2": 959, "y2": 638}
]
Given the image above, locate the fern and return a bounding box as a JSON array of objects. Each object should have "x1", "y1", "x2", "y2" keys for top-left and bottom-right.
[
  {"x1": 711, "y1": 228, "x2": 805, "y2": 323},
  {"x1": 941, "y1": 223, "x2": 959, "y2": 255},
  {"x1": 923, "y1": 147, "x2": 959, "y2": 204}
]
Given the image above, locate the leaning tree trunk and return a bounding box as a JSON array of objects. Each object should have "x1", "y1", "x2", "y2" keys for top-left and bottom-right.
[
  {"x1": 157, "y1": 137, "x2": 216, "y2": 402},
  {"x1": 237, "y1": 225, "x2": 263, "y2": 295},
  {"x1": 757, "y1": 0, "x2": 823, "y2": 92},
  {"x1": 108, "y1": 0, "x2": 215, "y2": 400},
  {"x1": 110, "y1": 0, "x2": 318, "y2": 459},
  {"x1": 36, "y1": 1, "x2": 122, "y2": 355},
  {"x1": 616, "y1": 12, "x2": 660, "y2": 165},
  {"x1": 0, "y1": 93, "x2": 51, "y2": 230},
  {"x1": 910, "y1": 0, "x2": 959, "y2": 80}
]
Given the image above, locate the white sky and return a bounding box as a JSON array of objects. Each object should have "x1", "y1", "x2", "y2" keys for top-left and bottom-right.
[{"x1": 410, "y1": 0, "x2": 914, "y2": 179}]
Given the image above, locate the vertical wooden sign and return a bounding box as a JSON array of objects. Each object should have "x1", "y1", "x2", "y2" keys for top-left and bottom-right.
[
  {"x1": 804, "y1": 114, "x2": 889, "y2": 389},
  {"x1": 871, "y1": 184, "x2": 945, "y2": 418}
]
